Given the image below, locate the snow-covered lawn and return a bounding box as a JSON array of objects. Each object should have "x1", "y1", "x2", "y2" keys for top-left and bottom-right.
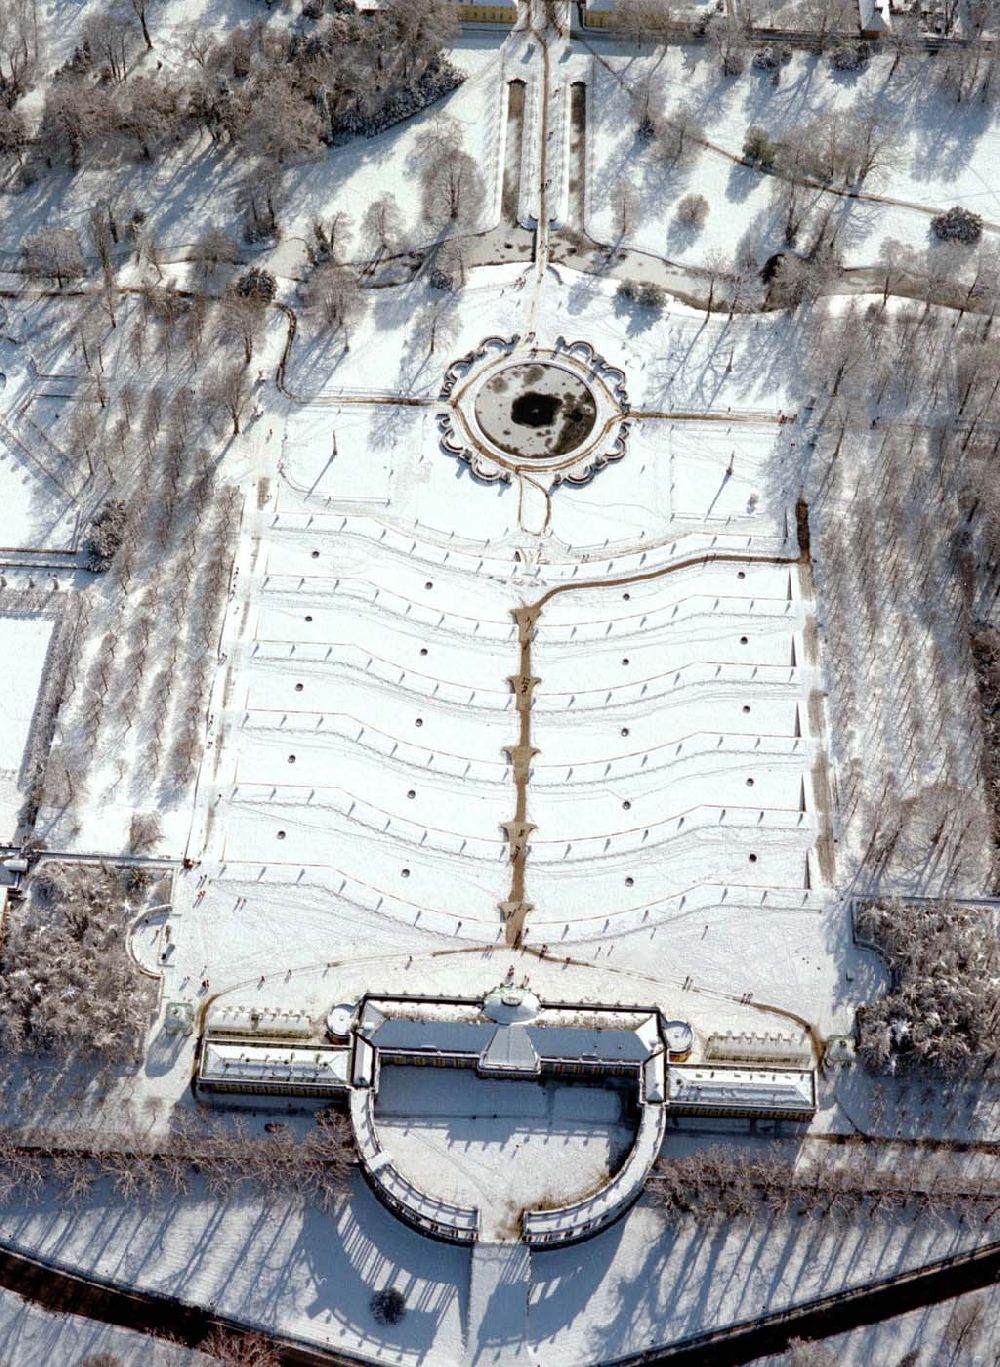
[
  {"x1": 0, "y1": 341, "x2": 82, "y2": 554},
  {"x1": 583, "y1": 45, "x2": 1000, "y2": 270}
]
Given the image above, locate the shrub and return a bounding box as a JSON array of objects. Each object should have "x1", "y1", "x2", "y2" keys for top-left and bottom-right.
[
  {"x1": 752, "y1": 44, "x2": 791, "y2": 73},
  {"x1": 636, "y1": 281, "x2": 666, "y2": 310},
  {"x1": 234, "y1": 267, "x2": 277, "y2": 303},
  {"x1": 370, "y1": 1287, "x2": 407, "y2": 1326},
  {"x1": 636, "y1": 114, "x2": 656, "y2": 145},
  {"x1": 330, "y1": 56, "x2": 464, "y2": 141},
  {"x1": 931, "y1": 206, "x2": 983, "y2": 245},
  {"x1": 829, "y1": 40, "x2": 870, "y2": 71},
  {"x1": 84, "y1": 500, "x2": 128, "y2": 572},
  {"x1": 742, "y1": 125, "x2": 777, "y2": 170},
  {"x1": 721, "y1": 50, "x2": 745, "y2": 77},
  {"x1": 617, "y1": 279, "x2": 665, "y2": 311},
  {"x1": 675, "y1": 193, "x2": 709, "y2": 229}
]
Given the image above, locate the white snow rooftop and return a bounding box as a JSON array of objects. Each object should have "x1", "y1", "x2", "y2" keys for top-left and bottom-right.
[
  {"x1": 358, "y1": 995, "x2": 666, "y2": 1067},
  {"x1": 200, "y1": 1041, "x2": 351, "y2": 1089},
  {"x1": 478, "y1": 1023, "x2": 541, "y2": 1074},
  {"x1": 667, "y1": 1065, "x2": 817, "y2": 1114}
]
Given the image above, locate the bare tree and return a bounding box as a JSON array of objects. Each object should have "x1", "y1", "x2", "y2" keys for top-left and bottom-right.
[
  {"x1": 0, "y1": 0, "x2": 43, "y2": 104},
  {"x1": 242, "y1": 76, "x2": 324, "y2": 164},
  {"x1": 0, "y1": 105, "x2": 27, "y2": 167},
  {"x1": 127, "y1": 812, "x2": 162, "y2": 855},
  {"x1": 655, "y1": 102, "x2": 704, "y2": 167},
  {"x1": 203, "y1": 362, "x2": 252, "y2": 436},
  {"x1": 303, "y1": 262, "x2": 366, "y2": 341},
  {"x1": 785, "y1": 1336, "x2": 836, "y2": 1367},
  {"x1": 82, "y1": 7, "x2": 139, "y2": 85},
  {"x1": 195, "y1": 228, "x2": 240, "y2": 284},
  {"x1": 416, "y1": 120, "x2": 486, "y2": 230},
  {"x1": 37, "y1": 78, "x2": 113, "y2": 169},
  {"x1": 117, "y1": 75, "x2": 185, "y2": 160},
  {"x1": 215, "y1": 292, "x2": 267, "y2": 366},
  {"x1": 610, "y1": 176, "x2": 639, "y2": 240},
  {"x1": 611, "y1": 0, "x2": 675, "y2": 46},
  {"x1": 23, "y1": 227, "x2": 85, "y2": 288},
  {"x1": 944, "y1": 1293, "x2": 987, "y2": 1357},
  {"x1": 706, "y1": 13, "x2": 748, "y2": 75},
  {"x1": 202, "y1": 1329, "x2": 280, "y2": 1367},
  {"x1": 89, "y1": 205, "x2": 118, "y2": 327},
  {"x1": 238, "y1": 165, "x2": 282, "y2": 243},
  {"x1": 361, "y1": 193, "x2": 403, "y2": 269},
  {"x1": 675, "y1": 193, "x2": 709, "y2": 230},
  {"x1": 129, "y1": 0, "x2": 154, "y2": 49},
  {"x1": 771, "y1": 242, "x2": 840, "y2": 307},
  {"x1": 797, "y1": 0, "x2": 855, "y2": 44},
  {"x1": 310, "y1": 210, "x2": 353, "y2": 265}
]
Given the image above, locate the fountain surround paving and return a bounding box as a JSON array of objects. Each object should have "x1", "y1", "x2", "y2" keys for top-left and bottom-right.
[{"x1": 438, "y1": 338, "x2": 631, "y2": 489}]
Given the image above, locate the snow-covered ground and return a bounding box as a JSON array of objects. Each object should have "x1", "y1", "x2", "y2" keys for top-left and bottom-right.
[
  {"x1": 155, "y1": 264, "x2": 867, "y2": 1047},
  {"x1": 0, "y1": 338, "x2": 83, "y2": 554},
  {"x1": 375, "y1": 1068, "x2": 633, "y2": 1241},
  {"x1": 0, "y1": 1287, "x2": 212, "y2": 1367},
  {"x1": 0, "y1": 1172, "x2": 989, "y2": 1367},
  {"x1": 753, "y1": 1284, "x2": 1000, "y2": 1366}
]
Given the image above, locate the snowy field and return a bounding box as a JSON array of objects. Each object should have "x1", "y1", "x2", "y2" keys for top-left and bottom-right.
[{"x1": 162, "y1": 266, "x2": 867, "y2": 1046}]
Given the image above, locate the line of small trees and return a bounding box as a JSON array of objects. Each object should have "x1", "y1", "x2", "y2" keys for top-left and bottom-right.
[
  {"x1": 971, "y1": 624, "x2": 1000, "y2": 856},
  {"x1": 743, "y1": 109, "x2": 900, "y2": 196},
  {"x1": 0, "y1": 1107, "x2": 355, "y2": 1212},
  {"x1": 0, "y1": 584, "x2": 81, "y2": 834},
  {"x1": 649, "y1": 1142, "x2": 1000, "y2": 1222},
  {"x1": 34, "y1": 267, "x2": 259, "y2": 827}
]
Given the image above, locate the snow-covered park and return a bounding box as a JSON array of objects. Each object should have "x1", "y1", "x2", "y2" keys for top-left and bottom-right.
[{"x1": 1, "y1": 0, "x2": 999, "y2": 1362}]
